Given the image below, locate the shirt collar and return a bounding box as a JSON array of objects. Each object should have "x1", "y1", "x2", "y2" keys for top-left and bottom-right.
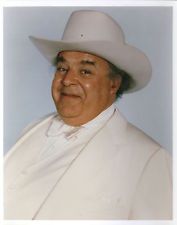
[
  {"x1": 46, "y1": 103, "x2": 116, "y2": 136},
  {"x1": 82, "y1": 103, "x2": 116, "y2": 129}
]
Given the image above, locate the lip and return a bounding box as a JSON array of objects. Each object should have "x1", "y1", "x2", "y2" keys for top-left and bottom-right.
[{"x1": 61, "y1": 93, "x2": 81, "y2": 98}]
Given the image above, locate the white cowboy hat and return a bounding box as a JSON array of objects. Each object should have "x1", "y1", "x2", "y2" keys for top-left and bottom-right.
[{"x1": 29, "y1": 10, "x2": 152, "y2": 93}]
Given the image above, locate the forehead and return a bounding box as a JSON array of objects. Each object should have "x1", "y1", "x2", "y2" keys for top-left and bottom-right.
[{"x1": 57, "y1": 51, "x2": 109, "y2": 66}]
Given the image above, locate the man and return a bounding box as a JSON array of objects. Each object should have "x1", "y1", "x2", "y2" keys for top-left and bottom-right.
[{"x1": 4, "y1": 10, "x2": 172, "y2": 220}]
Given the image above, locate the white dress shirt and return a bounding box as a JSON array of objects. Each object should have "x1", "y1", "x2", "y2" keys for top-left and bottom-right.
[{"x1": 37, "y1": 103, "x2": 116, "y2": 160}]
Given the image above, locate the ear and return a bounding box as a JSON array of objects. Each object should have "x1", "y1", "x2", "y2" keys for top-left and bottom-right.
[{"x1": 110, "y1": 77, "x2": 122, "y2": 95}]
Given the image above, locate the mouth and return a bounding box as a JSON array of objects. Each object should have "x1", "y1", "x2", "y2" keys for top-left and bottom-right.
[{"x1": 61, "y1": 92, "x2": 81, "y2": 99}]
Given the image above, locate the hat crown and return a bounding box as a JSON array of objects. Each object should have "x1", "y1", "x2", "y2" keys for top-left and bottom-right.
[{"x1": 62, "y1": 10, "x2": 125, "y2": 43}]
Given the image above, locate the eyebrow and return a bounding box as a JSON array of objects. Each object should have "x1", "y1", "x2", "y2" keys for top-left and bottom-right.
[
  {"x1": 56, "y1": 55, "x2": 96, "y2": 67},
  {"x1": 80, "y1": 60, "x2": 96, "y2": 67}
]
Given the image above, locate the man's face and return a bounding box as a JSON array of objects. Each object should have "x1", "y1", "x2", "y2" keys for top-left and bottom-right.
[{"x1": 52, "y1": 51, "x2": 120, "y2": 126}]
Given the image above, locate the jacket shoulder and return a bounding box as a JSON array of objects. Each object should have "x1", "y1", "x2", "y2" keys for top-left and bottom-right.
[
  {"x1": 107, "y1": 109, "x2": 162, "y2": 152},
  {"x1": 20, "y1": 112, "x2": 58, "y2": 135},
  {"x1": 104, "y1": 109, "x2": 171, "y2": 170},
  {"x1": 126, "y1": 122, "x2": 161, "y2": 150},
  {"x1": 4, "y1": 112, "x2": 58, "y2": 160}
]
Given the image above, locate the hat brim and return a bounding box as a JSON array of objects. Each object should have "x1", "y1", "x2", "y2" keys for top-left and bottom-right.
[{"x1": 29, "y1": 36, "x2": 152, "y2": 93}]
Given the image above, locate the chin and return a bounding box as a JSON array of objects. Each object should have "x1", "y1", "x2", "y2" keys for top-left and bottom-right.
[{"x1": 57, "y1": 107, "x2": 82, "y2": 119}]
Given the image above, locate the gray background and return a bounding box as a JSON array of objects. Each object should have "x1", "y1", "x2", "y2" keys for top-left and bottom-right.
[{"x1": 3, "y1": 6, "x2": 172, "y2": 154}]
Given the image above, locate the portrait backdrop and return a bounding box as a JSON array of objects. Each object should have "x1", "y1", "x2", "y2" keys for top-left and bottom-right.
[{"x1": 3, "y1": 6, "x2": 172, "y2": 154}]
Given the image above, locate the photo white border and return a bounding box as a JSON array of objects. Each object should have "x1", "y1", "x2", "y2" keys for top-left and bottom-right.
[
  {"x1": 0, "y1": 0, "x2": 176, "y2": 7},
  {"x1": 1, "y1": 1, "x2": 177, "y2": 225}
]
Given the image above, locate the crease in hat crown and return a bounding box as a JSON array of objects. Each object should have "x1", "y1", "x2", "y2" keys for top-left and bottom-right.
[
  {"x1": 29, "y1": 10, "x2": 152, "y2": 93},
  {"x1": 62, "y1": 10, "x2": 125, "y2": 43}
]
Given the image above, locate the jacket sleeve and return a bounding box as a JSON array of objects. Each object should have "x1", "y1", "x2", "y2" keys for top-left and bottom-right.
[{"x1": 129, "y1": 148, "x2": 172, "y2": 220}]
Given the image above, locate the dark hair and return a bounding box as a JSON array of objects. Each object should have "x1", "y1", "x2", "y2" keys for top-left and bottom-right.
[{"x1": 108, "y1": 62, "x2": 135, "y2": 98}]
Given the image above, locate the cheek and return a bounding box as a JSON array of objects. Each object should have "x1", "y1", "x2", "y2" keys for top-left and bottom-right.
[
  {"x1": 52, "y1": 78, "x2": 62, "y2": 101},
  {"x1": 84, "y1": 83, "x2": 93, "y2": 89},
  {"x1": 91, "y1": 80, "x2": 112, "y2": 104},
  {"x1": 83, "y1": 81, "x2": 104, "y2": 102},
  {"x1": 83, "y1": 82, "x2": 98, "y2": 97},
  {"x1": 85, "y1": 79, "x2": 110, "y2": 93}
]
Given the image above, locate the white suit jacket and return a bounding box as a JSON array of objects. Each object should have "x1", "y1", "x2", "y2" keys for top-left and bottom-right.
[{"x1": 4, "y1": 110, "x2": 172, "y2": 220}]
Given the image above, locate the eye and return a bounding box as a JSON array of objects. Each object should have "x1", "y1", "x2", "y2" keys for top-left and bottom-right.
[
  {"x1": 80, "y1": 69, "x2": 92, "y2": 76},
  {"x1": 56, "y1": 67, "x2": 68, "y2": 74}
]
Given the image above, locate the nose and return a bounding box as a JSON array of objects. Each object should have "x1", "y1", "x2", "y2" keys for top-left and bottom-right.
[{"x1": 62, "y1": 69, "x2": 77, "y2": 86}]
